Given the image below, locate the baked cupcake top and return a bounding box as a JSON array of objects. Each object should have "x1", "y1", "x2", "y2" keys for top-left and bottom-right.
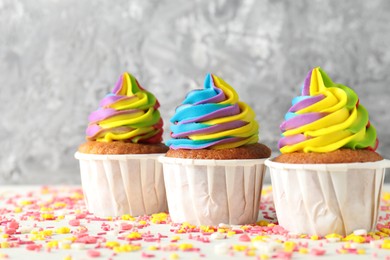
[
  {"x1": 85, "y1": 72, "x2": 163, "y2": 144},
  {"x1": 278, "y1": 67, "x2": 378, "y2": 154},
  {"x1": 166, "y1": 74, "x2": 260, "y2": 150}
]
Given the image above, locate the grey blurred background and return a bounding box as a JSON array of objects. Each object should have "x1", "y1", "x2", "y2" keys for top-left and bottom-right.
[{"x1": 1, "y1": 0, "x2": 389, "y2": 184}]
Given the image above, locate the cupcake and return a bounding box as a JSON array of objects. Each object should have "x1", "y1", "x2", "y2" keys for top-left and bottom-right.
[
  {"x1": 159, "y1": 74, "x2": 271, "y2": 226},
  {"x1": 265, "y1": 67, "x2": 390, "y2": 236},
  {"x1": 75, "y1": 72, "x2": 168, "y2": 217}
]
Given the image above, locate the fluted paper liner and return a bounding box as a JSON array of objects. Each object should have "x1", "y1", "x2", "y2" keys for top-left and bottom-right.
[
  {"x1": 265, "y1": 159, "x2": 390, "y2": 236},
  {"x1": 159, "y1": 156, "x2": 267, "y2": 226},
  {"x1": 75, "y1": 152, "x2": 168, "y2": 217}
]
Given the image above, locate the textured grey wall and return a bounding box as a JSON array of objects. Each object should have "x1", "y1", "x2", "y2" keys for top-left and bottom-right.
[{"x1": 1, "y1": 0, "x2": 390, "y2": 184}]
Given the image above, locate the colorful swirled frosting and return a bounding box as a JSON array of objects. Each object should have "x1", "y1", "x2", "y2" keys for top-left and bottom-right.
[
  {"x1": 166, "y1": 74, "x2": 259, "y2": 149},
  {"x1": 278, "y1": 67, "x2": 378, "y2": 154},
  {"x1": 86, "y1": 72, "x2": 163, "y2": 143}
]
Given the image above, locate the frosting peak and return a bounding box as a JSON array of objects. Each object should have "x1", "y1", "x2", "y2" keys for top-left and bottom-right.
[
  {"x1": 166, "y1": 74, "x2": 259, "y2": 149},
  {"x1": 86, "y1": 72, "x2": 163, "y2": 143},
  {"x1": 278, "y1": 67, "x2": 378, "y2": 153}
]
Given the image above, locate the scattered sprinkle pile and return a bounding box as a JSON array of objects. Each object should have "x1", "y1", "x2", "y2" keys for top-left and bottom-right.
[{"x1": 1, "y1": 186, "x2": 390, "y2": 259}]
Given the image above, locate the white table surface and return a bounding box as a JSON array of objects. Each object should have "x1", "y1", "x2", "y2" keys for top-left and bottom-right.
[{"x1": 1, "y1": 185, "x2": 390, "y2": 260}]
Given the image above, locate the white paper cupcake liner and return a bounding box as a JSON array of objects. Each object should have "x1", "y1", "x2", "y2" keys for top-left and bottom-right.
[
  {"x1": 265, "y1": 159, "x2": 390, "y2": 236},
  {"x1": 75, "y1": 152, "x2": 168, "y2": 217},
  {"x1": 159, "y1": 156, "x2": 268, "y2": 226}
]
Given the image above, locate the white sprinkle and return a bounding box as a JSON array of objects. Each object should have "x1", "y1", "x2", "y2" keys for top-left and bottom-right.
[
  {"x1": 107, "y1": 229, "x2": 119, "y2": 236},
  {"x1": 71, "y1": 243, "x2": 85, "y2": 250},
  {"x1": 214, "y1": 243, "x2": 229, "y2": 255},
  {"x1": 218, "y1": 223, "x2": 231, "y2": 229},
  {"x1": 370, "y1": 240, "x2": 382, "y2": 249},
  {"x1": 326, "y1": 237, "x2": 341, "y2": 243},
  {"x1": 350, "y1": 242, "x2": 365, "y2": 249},
  {"x1": 253, "y1": 241, "x2": 282, "y2": 254},
  {"x1": 210, "y1": 232, "x2": 226, "y2": 240},
  {"x1": 353, "y1": 229, "x2": 368, "y2": 236},
  {"x1": 18, "y1": 226, "x2": 34, "y2": 234},
  {"x1": 64, "y1": 214, "x2": 77, "y2": 220}
]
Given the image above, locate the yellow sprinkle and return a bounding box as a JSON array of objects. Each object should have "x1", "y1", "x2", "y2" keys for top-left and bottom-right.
[
  {"x1": 41, "y1": 213, "x2": 55, "y2": 220},
  {"x1": 42, "y1": 230, "x2": 53, "y2": 237},
  {"x1": 383, "y1": 192, "x2": 390, "y2": 201},
  {"x1": 325, "y1": 233, "x2": 343, "y2": 239},
  {"x1": 53, "y1": 202, "x2": 67, "y2": 208},
  {"x1": 267, "y1": 223, "x2": 275, "y2": 228},
  {"x1": 241, "y1": 225, "x2": 250, "y2": 231},
  {"x1": 200, "y1": 225, "x2": 214, "y2": 233},
  {"x1": 251, "y1": 235, "x2": 269, "y2": 242},
  {"x1": 61, "y1": 243, "x2": 71, "y2": 250},
  {"x1": 113, "y1": 244, "x2": 141, "y2": 253},
  {"x1": 40, "y1": 207, "x2": 53, "y2": 212},
  {"x1": 150, "y1": 212, "x2": 168, "y2": 223},
  {"x1": 261, "y1": 186, "x2": 272, "y2": 195},
  {"x1": 63, "y1": 256, "x2": 72, "y2": 260},
  {"x1": 63, "y1": 236, "x2": 77, "y2": 242},
  {"x1": 376, "y1": 231, "x2": 389, "y2": 237},
  {"x1": 380, "y1": 228, "x2": 390, "y2": 235},
  {"x1": 299, "y1": 247, "x2": 309, "y2": 254},
  {"x1": 14, "y1": 207, "x2": 22, "y2": 213},
  {"x1": 138, "y1": 220, "x2": 147, "y2": 226},
  {"x1": 246, "y1": 250, "x2": 256, "y2": 256},
  {"x1": 284, "y1": 241, "x2": 296, "y2": 248},
  {"x1": 169, "y1": 253, "x2": 180, "y2": 260},
  {"x1": 71, "y1": 192, "x2": 84, "y2": 200},
  {"x1": 46, "y1": 240, "x2": 58, "y2": 249},
  {"x1": 338, "y1": 249, "x2": 348, "y2": 254},
  {"x1": 232, "y1": 245, "x2": 247, "y2": 252},
  {"x1": 127, "y1": 232, "x2": 142, "y2": 239},
  {"x1": 357, "y1": 249, "x2": 366, "y2": 255},
  {"x1": 178, "y1": 243, "x2": 193, "y2": 251},
  {"x1": 1, "y1": 234, "x2": 9, "y2": 239},
  {"x1": 148, "y1": 245, "x2": 159, "y2": 251},
  {"x1": 57, "y1": 215, "x2": 65, "y2": 220},
  {"x1": 171, "y1": 235, "x2": 180, "y2": 241},
  {"x1": 1, "y1": 242, "x2": 10, "y2": 248},
  {"x1": 257, "y1": 220, "x2": 269, "y2": 226},
  {"x1": 106, "y1": 241, "x2": 120, "y2": 248},
  {"x1": 227, "y1": 231, "x2": 236, "y2": 237},
  {"x1": 344, "y1": 234, "x2": 366, "y2": 243},
  {"x1": 217, "y1": 228, "x2": 227, "y2": 233},
  {"x1": 56, "y1": 227, "x2": 71, "y2": 234},
  {"x1": 310, "y1": 235, "x2": 319, "y2": 240},
  {"x1": 121, "y1": 214, "x2": 135, "y2": 221},
  {"x1": 19, "y1": 200, "x2": 32, "y2": 206},
  {"x1": 259, "y1": 254, "x2": 269, "y2": 260},
  {"x1": 382, "y1": 239, "x2": 390, "y2": 249}
]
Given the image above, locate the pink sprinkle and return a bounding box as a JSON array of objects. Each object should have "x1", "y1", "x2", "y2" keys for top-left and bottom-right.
[
  {"x1": 372, "y1": 252, "x2": 378, "y2": 258},
  {"x1": 26, "y1": 244, "x2": 41, "y2": 251},
  {"x1": 120, "y1": 223, "x2": 132, "y2": 230},
  {"x1": 5, "y1": 228, "x2": 16, "y2": 235},
  {"x1": 7, "y1": 221, "x2": 19, "y2": 229},
  {"x1": 69, "y1": 219, "x2": 80, "y2": 226},
  {"x1": 76, "y1": 213, "x2": 87, "y2": 219},
  {"x1": 141, "y1": 252, "x2": 155, "y2": 258},
  {"x1": 87, "y1": 249, "x2": 101, "y2": 257},
  {"x1": 238, "y1": 234, "x2": 251, "y2": 242},
  {"x1": 232, "y1": 229, "x2": 244, "y2": 234},
  {"x1": 311, "y1": 248, "x2": 326, "y2": 256}
]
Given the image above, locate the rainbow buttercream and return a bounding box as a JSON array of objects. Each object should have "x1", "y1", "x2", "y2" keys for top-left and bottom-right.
[
  {"x1": 278, "y1": 67, "x2": 378, "y2": 154},
  {"x1": 86, "y1": 72, "x2": 163, "y2": 143},
  {"x1": 166, "y1": 74, "x2": 259, "y2": 149}
]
